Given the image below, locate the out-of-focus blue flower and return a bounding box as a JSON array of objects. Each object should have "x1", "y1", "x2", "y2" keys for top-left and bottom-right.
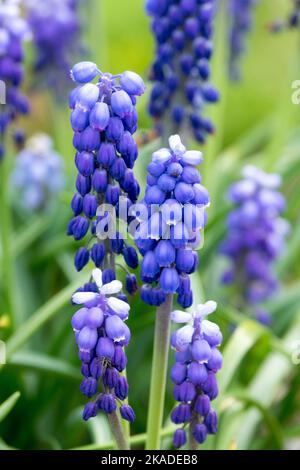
[
  {"x1": 135, "y1": 135, "x2": 208, "y2": 308},
  {"x1": 228, "y1": 0, "x2": 257, "y2": 81},
  {"x1": 170, "y1": 301, "x2": 222, "y2": 448},
  {"x1": 0, "y1": 0, "x2": 30, "y2": 160},
  {"x1": 146, "y1": 0, "x2": 219, "y2": 144},
  {"x1": 220, "y1": 165, "x2": 289, "y2": 324},
  {"x1": 71, "y1": 268, "x2": 134, "y2": 422},
  {"x1": 68, "y1": 61, "x2": 145, "y2": 291},
  {"x1": 269, "y1": 0, "x2": 300, "y2": 33},
  {"x1": 25, "y1": 0, "x2": 84, "y2": 93},
  {"x1": 11, "y1": 133, "x2": 64, "y2": 211}
]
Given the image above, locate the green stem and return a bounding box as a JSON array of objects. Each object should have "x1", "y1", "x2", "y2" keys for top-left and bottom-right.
[
  {"x1": 103, "y1": 244, "x2": 130, "y2": 448},
  {"x1": 0, "y1": 157, "x2": 15, "y2": 326},
  {"x1": 188, "y1": 411, "x2": 199, "y2": 450},
  {"x1": 189, "y1": 430, "x2": 199, "y2": 451},
  {"x1": 146, "y1": 294, "x2": 173, "y2": 450},
  {"x1": 108, "y1": 411, "x2": 130, "y2": 450},
  {"x1": 120, "y1": 368, "x2": 130, "y2": 441}
]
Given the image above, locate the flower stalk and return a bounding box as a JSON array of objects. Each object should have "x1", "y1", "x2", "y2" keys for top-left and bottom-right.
[
  {"x1": 0, "y1": 157, "x2": 15, "y2": 325},
  {"x1": 108, "y1": 410, "x2": 130, "y2": 451},
  {"x1": 146, "y1": 294, "x2": 173, "y2": 450}
]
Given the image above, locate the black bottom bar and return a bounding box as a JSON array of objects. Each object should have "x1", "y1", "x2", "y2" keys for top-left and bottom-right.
[{"x1": 0, "y1": 450, "x2": 298, "y2": 466}]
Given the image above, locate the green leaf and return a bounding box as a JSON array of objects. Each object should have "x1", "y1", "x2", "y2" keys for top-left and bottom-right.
[
  {"x1": 285, "y1": 424, "x2": 300, "y2": 438},
  {"x1": 14, "y1": 216, "x2": 49, "y2": 258},
  {"x1": 218, "y1": 320, "x2": 266, "y2": 394},
  {"x1": 264, "y1": 281, "x2": 300, "y2": 323},
  {"x1": 71, "y1": 425, "x2": 176, "y2": 450},
  {"x1": 9, "y1": 351, "x2": 79, "y2": 381},
  {"x1": 217, "y1": 315, "x2": 300, "y2": 449},
  {"x1": 56, "y1": 252, "x2": 78, "y2": 282},
  {"x1": 5, "y1": 275, "x2": 87, "y2": 360},
  {"x1": 0, "y1": 438, "x2": 17, "y2": 450},
  {"x1": 190, "y1": 271, "x2": 206, "y2": 305},
  {"x1": 32, "y1": 235, "x2": 75, "y2": 266},
  {"x1": 0, "y1": 392, "x2": 21, "y2": 423},
  {"x1": 276, "y1": 217, "x2": 300, "y2": 277},
  {"x1": 229, "y1": 392, "x2": 284, "y2": 450}
]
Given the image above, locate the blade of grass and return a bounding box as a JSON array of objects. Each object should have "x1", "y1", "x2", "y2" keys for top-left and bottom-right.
[
  {"x1": 72, "y1": 425, "x2": 177, "y2": 450},
  {"x1": 9, "y1": 351, "x2": 79, "y2": 381},
  {"x1": 217, "y1": 320, "x2": 266, "y2": 394},
  {"x1": 0, "y1": 391, "x2": 20, "y2": 423},
  {"x1": 229, "y1": 392, "x2": 284, "y2": 449},
  {"x1": 216, "y1": 314, "x2": 300, "y2": 449},
  {"x1": 14, "y1": 216, "x2": 49, "y2": 257},
  {"x1": 0, "y1": 156, "x2": 16, "y2": 325},
  {"x1": 277, "y1": 217, "x2": 300, "y2": 277},
  {"x1": 4, "y1": 275, "x2": 87, "y2": 361}
]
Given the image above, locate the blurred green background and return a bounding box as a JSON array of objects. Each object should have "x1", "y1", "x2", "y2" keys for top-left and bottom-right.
[{"x1": 1, "y1": 0, "x2": 300, "y2": 450}]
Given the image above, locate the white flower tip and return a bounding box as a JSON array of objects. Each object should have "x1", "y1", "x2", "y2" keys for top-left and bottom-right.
[
  {"x1": 242, "y1": 165, "x2": 281, "y2": 189},
  {"x1": 72, "y1": 291, "x2": 97, "y2": 305},
  {"x1": 205, "y1": 300, "x2": 217, "y2": 312},
  {"x1": 100, "y1": 280, "x2": 123, "y2": 296},
  {"x1": 182, "y1": 150, "x2": 203, "y2": 166},
  {"x1": 107, "y1": 297, "x2": 130, "y2": 318},
  {"x1": 195, "y1": 300, "x2": 217, "y2": 318},
  {"x1": 169, "y1": 135, "x2": 186, "y2": 155},
  {"x1": 92, "y1": 268, "x2": 103, "y2": 289},
  {"x1": 171, "y1": 310, "x2": 192, "y2": 323},
  {"x1": 152, "y1": 148, "x2": 172, "y2": 164}
]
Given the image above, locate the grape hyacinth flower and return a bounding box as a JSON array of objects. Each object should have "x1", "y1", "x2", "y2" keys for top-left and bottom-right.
[
  {"x1": 71, "y1": 268, "x2": 134, "y2": 445},
  {"x1": 135, "y1": 135, "x2": 209, "y2": 309},
  {"x1": 135, "y1": 134, "x2": 210, "y2": 449},
  {"x1": 11, "y1": 133, "x2": 64, "y2": 212},
  {"x1": 0, "y1": 0, "x2": 30, "y2": 160},
  {"x1": 25, "y1": 0, "x2": 83, "y2": 94},
  {"x1": 171, "y1": 301, "x2": 222, "y2": 448},
  {"x1": 146, "y1": 0, "x2": 219, "y2": 144},
  {"x1": 228, "y1": 0, "x2": 257, "y2": 81},
  {"x1": 220, "y1": 165, "x2": 289, "y2": 325},
  {"x1": 67, "y1": 61, "x2": 145, "y2": 294},
  {"x1": 68, "y1": 63, "x2": 145, "y2": 449}
]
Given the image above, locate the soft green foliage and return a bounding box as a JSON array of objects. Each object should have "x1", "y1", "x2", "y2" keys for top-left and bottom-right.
[{"x1": 1, "y1": 0, "x2": 300, "y2": 450}]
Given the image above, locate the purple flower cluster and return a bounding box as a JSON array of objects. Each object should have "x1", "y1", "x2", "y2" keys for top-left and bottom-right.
[
  {"x1": 220, "y1": 165, "x2": 289, "y2": 324},
  {"x1": 228, "y1": 0, "x2": 257, "y2": 81},
  {"x1": 146, "y1": 0, "x2": 219, "y2": 144},
  {"x1": 135, "y1": 135, "x2": 209, "y2": 308},
  {"x1": 11, "y1": 133, "x2": 64, "y2": 212},
  {"x1": 71, "y1": 268, "x2": 135, "y2": 422},
  {"x1": 67, "y1": 61, "x2": 145, "y2": 294},
  {"x1": 0, "y1": 0, "x2": 30, "y2": 160},
  {"x1": 25, "y1": 0, "x2": 83, "y2": 92},
  {"x1": 170, "y1": 301, "x2": 222, "y2": 448}
]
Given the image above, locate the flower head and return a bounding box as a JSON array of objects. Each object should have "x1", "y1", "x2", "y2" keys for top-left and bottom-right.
[
  {"x1": 0, "y1": 0, "x2": 30, "y2": 160},
  {"x1": 170, "y1": 300, "x2": 222, "y2": 448},
  {"x1": 220, "y1": 165, "x2": 289, "y2": 323},
  {"x1": 68, "y1": 63, "x2": 145, "y2": 422},
  {"x1": 146, "y1": 0, "x2": 219, "y2": 144},
  {"x1": 11, "y1": 133, "x2": 64, "y2": 211},
  {"x1": 136, "y1": 135, "x2": 209, "y2": 308},
  {"x1": 71, "y1": 268, "x2": 134, "y2": 422},
  {"x1": 228, "y1": 0, "x2": 257, "y2": 81},
  {"x1": 25, "y1": 0, "x2": 83, "y2": 94},
  {"x1": 68, "y1": 61, "x2": 145, "y2": 293}
]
